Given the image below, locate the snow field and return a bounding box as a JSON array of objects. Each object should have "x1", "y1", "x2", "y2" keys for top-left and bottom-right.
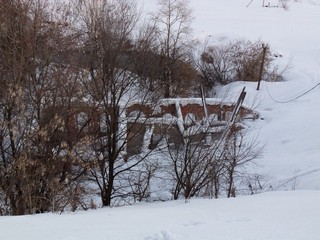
[
  {"x1": 0, "y1": 191, "x2": 319, "y2": 240},
  {"x1": 1, "y1": 1, "x2": 320, "y2": 239}
]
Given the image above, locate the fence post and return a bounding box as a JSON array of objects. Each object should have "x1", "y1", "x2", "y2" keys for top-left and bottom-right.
[{"x1": 256, "y1": 44, "x2": 268, "y2": 90}]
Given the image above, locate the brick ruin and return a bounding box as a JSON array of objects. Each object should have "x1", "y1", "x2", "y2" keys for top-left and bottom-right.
[{"x1": 42, "y1": 98, "x2": 259, "y2": 157}]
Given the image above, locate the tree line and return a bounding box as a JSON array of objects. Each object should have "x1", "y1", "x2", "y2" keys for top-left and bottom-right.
[{"x1": 0, "y1": 0, "x2": 272, "y2": 215}]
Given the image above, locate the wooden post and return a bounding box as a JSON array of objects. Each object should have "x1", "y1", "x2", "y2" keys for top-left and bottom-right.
[
  {"x1": 200, "y1": 86, "x2": 211, "y2": 144},
  {"x1": 256, "y1": 44, "x2": 268, "y2": 91},
  {"x1": 200, "y1": 86, "x2": 208, "y2": 120},
  {"x1": 230, "y1": 87, "x2": 246, "y2": 123}
]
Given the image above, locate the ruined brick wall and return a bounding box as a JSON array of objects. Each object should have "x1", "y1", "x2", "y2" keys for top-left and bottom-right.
[
  {"x1": 125, "y1": 99, "x2": 257, "y2": 122},
  {"x1": 126, "y1": 104, "x2": 153, "y2": 117}
]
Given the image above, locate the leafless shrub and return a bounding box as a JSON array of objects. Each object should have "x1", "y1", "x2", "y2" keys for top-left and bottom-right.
[
  {"x1": 222, "y1": 130, "x2": 264, "y2": 197},
  {"x1": 197, "y1": 39, "x2": 283, "y2": 91},
  {"x1": 161, "y1": 125, "x2": 264, "y2": 200},
  {"x1": 0, "y1": 0, "x2": 89, "y2": 215}
]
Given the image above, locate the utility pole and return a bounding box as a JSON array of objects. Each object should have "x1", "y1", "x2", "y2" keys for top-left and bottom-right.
[{"x1": 256, "y1": 44, "x2": 268, "y2": 90}]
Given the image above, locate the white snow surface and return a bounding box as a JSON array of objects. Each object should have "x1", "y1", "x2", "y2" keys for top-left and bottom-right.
[
  {"x1": 1, "y1": 191, "x2": 319, "y2": 240},
  {"x1": 2, "y1": 0, "x2": 320, "y2": 239},
  {"x1": 142, "y1": 0, "x2": 320, "y2": 191}
]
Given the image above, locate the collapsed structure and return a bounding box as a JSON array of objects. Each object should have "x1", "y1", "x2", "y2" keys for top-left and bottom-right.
[
  {"x1": 42, "y1": 88, "x2": 259, "y2": 158},
  {"x1": 126, "y1": 88, "x2": 259, "y2": 156}
]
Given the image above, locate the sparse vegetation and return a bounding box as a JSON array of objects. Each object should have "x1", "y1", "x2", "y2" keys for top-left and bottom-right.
[
  {"x1": 197, "y1": 39, "x2": 283, "y2": 91},
  {"x1": 0, "y1": 0, "x2": 267, "y2": 215}
]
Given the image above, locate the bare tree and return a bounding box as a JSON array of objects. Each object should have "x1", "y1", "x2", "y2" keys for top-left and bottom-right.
[
  {"x1": 152, "y1": 0, "x2": 196, "y2": 98},
  {"x1": 158, "y1": 100, "x2": 264, "y2": 200},
  {"x1": 222, "y1": 129, "x2": 264, "y2": 197},
  {"x1": 0, "y1": 0, "x2": 88, "y2": 215},
  {"x1": 0, "y1": 0, "x2": 47, "y2": 215},
  {"x1": 75, "y1": 0, "x2": 157, "y2": 207},
  {"x1": 165, "y1": 138, "x2": 217, "y2": 200}
]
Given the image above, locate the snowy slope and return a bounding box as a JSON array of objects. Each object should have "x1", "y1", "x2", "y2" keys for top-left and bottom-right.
[
  {"x1": 0, "y1": 191, "x2": 319, "y2": 240},
  {"x1": 1, "y1": 1, "x2": 320, "y2": 239},
  {"x1": 141, "y1": 0, "x2": 320, "y2": 190}
]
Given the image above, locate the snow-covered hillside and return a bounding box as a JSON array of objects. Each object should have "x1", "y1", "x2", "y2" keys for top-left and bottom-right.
[
  {"x1": 1, "y1": 1, "x2": 320, "y2": 239},
  {"x1": 1, "y1": 190, "x2": 319, "y2": 240},
  {"x1": 142, "y1": 0, "x2": 320, "y2": 190}
]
